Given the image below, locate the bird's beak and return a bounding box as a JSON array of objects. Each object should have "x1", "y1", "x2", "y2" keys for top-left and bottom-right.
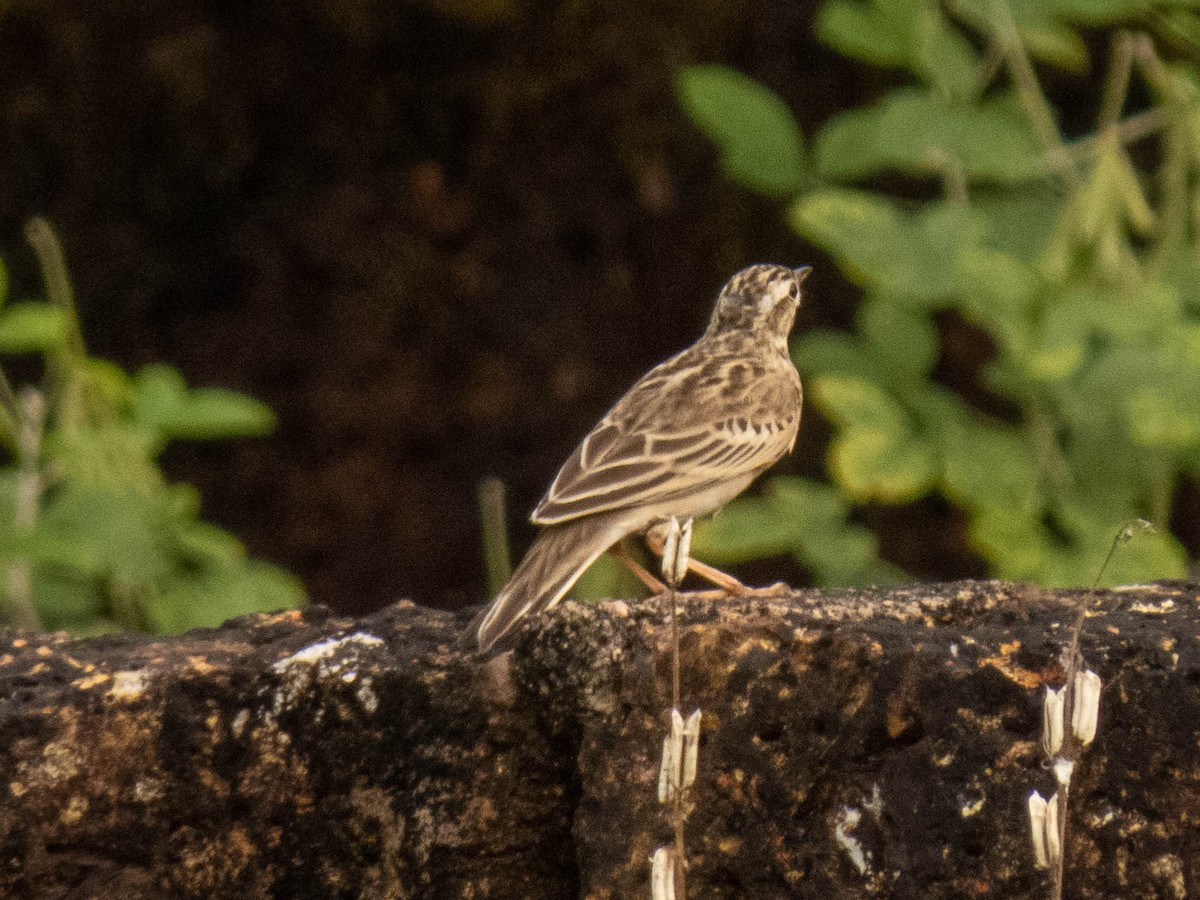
[{"x1": 793, "y1": 265, "x2": 813, "y2": 284}]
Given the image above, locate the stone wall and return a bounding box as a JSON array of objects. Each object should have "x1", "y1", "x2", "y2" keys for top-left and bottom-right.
[{"x1": 2, "y1": 581, "x2": 1197, "y2": 898}]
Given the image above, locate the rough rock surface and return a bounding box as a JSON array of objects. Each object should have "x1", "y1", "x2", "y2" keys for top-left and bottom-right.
[{"x1": 1, "y1": 580, "x2": 1198, "y2": 898}]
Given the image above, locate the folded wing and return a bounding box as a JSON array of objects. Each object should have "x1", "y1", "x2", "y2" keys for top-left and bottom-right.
[{"x1": 532, "y1": 412, "x2": 795, "y2": 525}]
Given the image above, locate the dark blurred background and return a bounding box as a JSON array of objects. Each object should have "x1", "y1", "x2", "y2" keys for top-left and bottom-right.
[{"x1": 0, "y1": 0, "x2": 986, "y2": 616}]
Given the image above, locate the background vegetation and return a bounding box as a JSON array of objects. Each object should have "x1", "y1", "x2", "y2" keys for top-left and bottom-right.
[
  {"x1": 0, "y1": 220, "x2": 303, "y2": 632},
  {"x1": 683, "y1": 0, "x2": 1200, "y2": 588},
  {"x1": 0, "y1": 1, "x2": 1196, "y2": 628}
]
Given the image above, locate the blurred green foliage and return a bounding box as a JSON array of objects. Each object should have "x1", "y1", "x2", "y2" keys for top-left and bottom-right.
[
  {"x1": 0, "y1": 219, "x2": 304, "y2": 633},
  {"x1": 678, "y1": 0, "x2": 1200, "y2": 586}
]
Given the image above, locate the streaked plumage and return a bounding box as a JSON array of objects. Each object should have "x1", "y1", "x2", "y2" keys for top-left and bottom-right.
[{"x1": 467, "y1": 263, "x2": 810, "y2": 652}]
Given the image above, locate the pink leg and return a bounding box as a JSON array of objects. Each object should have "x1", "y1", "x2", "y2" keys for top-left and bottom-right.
[{"x1": 606, "y1": 545, "x2": 668, "y2": 594}]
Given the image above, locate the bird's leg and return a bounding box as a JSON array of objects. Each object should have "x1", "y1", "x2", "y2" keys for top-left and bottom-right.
[
  {"x1": 644, "y1": 522, "x2": 752, "y2": 596},
  {"x1": 606, "y1": 543, "x2": 668, "y2": 594}
]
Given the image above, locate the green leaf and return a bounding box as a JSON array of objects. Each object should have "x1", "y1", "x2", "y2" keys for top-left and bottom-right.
[
  {"x1": 813, "y1": 374, "x2": 908, "y2": 432},
  {"x1": 1047, "y1": 134, "x2": 1157, "y2": 282},
  {"x1": 693, "y1": 480, "x2": 824, "y2": 562},
  {"x1": 972, "y1": 194, "x2": 1060, "y2": 262},
  {"x1": 1164, "y1": 250, "x2": 1200, "y2": 316},
  {"x1": 950, "y1": 0, "x2": 1089, "y2": 72},
  {"x1": 1065, "y1": 279, "x2": 1183, "y2": 342},
  {"x1": 976, "y1": 503, "x2": 1187, "y2": 586},
  {"x1": 35, "y1": 485, "x2": 175, "y2": 583},
  {"x1": 1126, "y1": 385, "x2": 1200, "y2": 449},
  {"x1": 970, "y1": 509, "x2": 1048, "y2": 581},
  {"x1": 817, "y1": 0, "x2": 908, "y2": 67},
  {"x1": 829, "y1": 426, "x2": 939, "y2": 502},
  {"x1": 818, "y1": 0, "x2": 980, "y2": 97},
  {"x1": 691, "y1": 476, "x2": 900, "y2": 586},
  {"x1": 814, "y1": 376, "x2": 939, "y2": 502},
  {"x1": 1064, "y1": 342, "x2": 1147, "y2": 436},
  {"x1": 1056, "y1": 435, "x2": 1155, "y2": 526},
  {"x1": 916, "y1": 202, "x2": 988, "y2": 295},
  {"x1": 146, "y1": 562, "x2": 305, "y2": 633},
  {"x1": 814, "y1": 88, "x2": 1043, "y2": 183},
  {"x1": 676, "y1": 65, "x2": 806, "y2": 196},
  {"x1": 1014, "y1": 19, "x2": 1088, "y2": 73},
  {"x1": 175, "y1": 520, "x2": 245, "y2": 564},
  {"x1": 859, "y1": 299, "x2": 939, "y2": 378},
  {"x1": 940, "y1": 414, "x2": 1039, "y2": 513},
  {"x1": 133, "y1": 364, "x2": 275, "y2": 442},
  {"x1": 31, "y1": 567, "x2": 104, "y2": 632},
  {"x1": 570, "y1": 551, "x2": 645, "y2": 602},
  {"x1": 80, "y1": 359, "x2": 134, "y2": 413},
  {"x1": 1021, "y1": 280, "x2": 1172, "y2": 384},
  {"x1": 911, "y1": 2, "x2": 980, "y2": 97},
  {"x1": 46, "y1": 424, "x2": 163, "y2": 491},
  {"x1": 0, "y1": 303, "x2": 68, "y2": 354},
  {"x1": 1086, "y1": 529, "x2": 1187, "y2": 584},
  {"x1": 792, "y1": 329, "x2": 878, "y2": 381},
  {"x1": 791, "y1": 190, "x2": 981, "y2": 304},
  {"x1": 1048, "y1": 0, "x2": 1149, "y2": 25},
  {"x1": 957, "y1": 247, "x2": 1038, "y2": 355},
  {"x1": 167, "y1": 388, "x2": 276, "y2": 439},
  {"x1": 792, "y1": 190, "x2": 909, "y2": 288},
  {"x1": 1024, "y1": 299, "x2": 1091, "y2": 381}
]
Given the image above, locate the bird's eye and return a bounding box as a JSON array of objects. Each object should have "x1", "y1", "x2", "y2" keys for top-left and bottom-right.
[{"x1": 788, "y1": 283, "x2": 799, "y2": 299}]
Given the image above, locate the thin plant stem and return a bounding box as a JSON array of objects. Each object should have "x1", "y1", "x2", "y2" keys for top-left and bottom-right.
[
  {"x1": 988, "y1": 0, "x2": 1080, "y2": 186},
  {"x1": 0, "y1": 366, "x2": 20, "y2": 448},
  {"x1": 478, "y1": 477, "x2": 512, "y2": 595},
  {"x1": 658, "y1": 516, "x2": 693, "y2": 898},
  {"x1": 1129, "y1": 34, "x2": 1193, "y2": 262},
  {"x1": 110, "y1": 579, "x2": 147, "y2": 632},
  {"x1": 1154, "y1": 117, "x2": 1189, "y2": 263},
  {"x1": 669, "y1": 570, "x2": 684, "y2": 896},
  {"x1": 24, "y1": 218, "x2": 84, "y2": 429},
  {"x1": 1051, "y1": 783, "x2": 1068, "y2": 900},
  {"x1": 670, "y1": 583, "x2": 680, "y2": 714},
  {"x1": 1098, "y1": 33, "x2": 1135, "y2": 131},
  {"x1": 935, "y1": 150, "x2": 969, "y2": 206},
  {"x1": 1050, "y1": 520, "x2": 1151, "y2": 899},
  {"x1": 1052, "y1": 107, "x2": 1169, "y2": 173},
  {"x1": 23, "y1": 218, "x2": 81, "y2": 353},
  {"x1": 4, "y1": 389, "x2": 45, "y2": 630}
]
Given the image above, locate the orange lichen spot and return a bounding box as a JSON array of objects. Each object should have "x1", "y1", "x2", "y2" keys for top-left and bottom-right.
[
  {"x1": 886, "y1": 691, "x2": 915, "y2": 739},
  {"x1": 59, "y1": 795, "x2": 88, "y2": 826},
  {"x1": 188, "y1": 655, "x2": 216, "y2": 674},
  {"x1": 74, "y1": 673, "x2": 112, "y2": 690},
  {"x1": 977, "y1": 639, "x2": 1041, "y2": 688},
  {"x1": 12, "y1": 638, "x2": 27, "y2": 648},
  {"x1": 263, "y1": 610, "x2": 304, "y2": 626},
  {"x1": 35, "y1": 646, "x2": 53, "y2": 657}
]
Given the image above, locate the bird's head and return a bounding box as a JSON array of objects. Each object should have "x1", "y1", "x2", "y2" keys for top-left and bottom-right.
[{"x1": 706, "y1": 263, "x2": 812, "y2": 343}]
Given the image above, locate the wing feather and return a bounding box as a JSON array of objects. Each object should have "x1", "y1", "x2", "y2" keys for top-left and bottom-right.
[{"x1": 532, "y1": 414, "x2": 793, "y2": 525}]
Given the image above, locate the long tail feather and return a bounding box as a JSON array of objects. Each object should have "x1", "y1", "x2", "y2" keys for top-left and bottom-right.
[{"x1": 467, "y1": 514, "x2": 628, "y2": 652}]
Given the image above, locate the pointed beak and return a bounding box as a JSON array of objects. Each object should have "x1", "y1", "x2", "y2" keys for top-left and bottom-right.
[{"x1": 793, "y1": 265, "x2": 812, "y2": 284}]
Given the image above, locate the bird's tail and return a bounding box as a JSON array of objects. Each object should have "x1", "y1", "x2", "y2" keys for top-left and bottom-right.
[{"x1": 465, "y1": 514, "x2": 628, "y2": 653}]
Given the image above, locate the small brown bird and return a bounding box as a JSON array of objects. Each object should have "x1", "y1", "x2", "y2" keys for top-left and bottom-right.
[{"x1": 468, "y1": 263, "x2": 810, "y2": 652}]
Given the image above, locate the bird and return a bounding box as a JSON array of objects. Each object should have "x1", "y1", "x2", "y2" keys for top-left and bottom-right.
[{"x1": 466, "y1": 263, "x2": 810, "y2": 652}]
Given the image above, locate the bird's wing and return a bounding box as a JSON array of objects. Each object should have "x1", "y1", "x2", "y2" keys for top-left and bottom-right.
[{"x1": 531, "y1": 405, "x2": 797, "y2": 526}]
